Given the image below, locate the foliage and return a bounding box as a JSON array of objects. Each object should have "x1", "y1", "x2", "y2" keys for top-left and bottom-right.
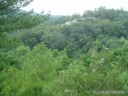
[
  {"x1": 0, "y1": 0, "x2": 33, "y2": 15},
  {"x1": 0, "y1": 7, "x2": 128, "y2": 96}
]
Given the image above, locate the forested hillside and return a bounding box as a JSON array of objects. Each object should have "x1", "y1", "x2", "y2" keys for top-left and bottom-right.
[{"x1": 0, "y1": 5, "x2": 128, "y2": 96}]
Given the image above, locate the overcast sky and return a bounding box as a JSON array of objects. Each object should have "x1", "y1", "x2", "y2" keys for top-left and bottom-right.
[{"x1": 22, "y1": 0, "x2": 128, "y2": 15}]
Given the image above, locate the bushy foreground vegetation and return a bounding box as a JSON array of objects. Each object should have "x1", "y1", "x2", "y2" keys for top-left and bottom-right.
[{"x1": 0, "y1": 5, "x2": 128, "y2": 96}]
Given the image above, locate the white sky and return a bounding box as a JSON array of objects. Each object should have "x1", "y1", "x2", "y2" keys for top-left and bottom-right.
[{"x1": 22, "y1": 0, "x2": 128, "y2": 15}]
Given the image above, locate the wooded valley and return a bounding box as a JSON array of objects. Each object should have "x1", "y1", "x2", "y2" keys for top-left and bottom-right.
[{"x1": 0, "y1": 1, "x2": 128, "y2": 95}]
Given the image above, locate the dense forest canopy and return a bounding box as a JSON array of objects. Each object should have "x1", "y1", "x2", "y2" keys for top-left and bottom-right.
[{"x1": 0, "y1": 3, "x2": 128, "y2": 96}]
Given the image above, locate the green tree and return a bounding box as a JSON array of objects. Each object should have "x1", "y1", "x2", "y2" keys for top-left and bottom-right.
[
  {"x1": 0, "y1": 44, "x2": 69, "y2": 96},
  {"x1": 22, "y1": 32, "x2": 42, "y2": 49},
  {"x1": 41, "y1": 25, "x2": 66, "y2": 51},
  {"x1": 0, "y1": 0, "x2": 33, "y2": 15}
]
